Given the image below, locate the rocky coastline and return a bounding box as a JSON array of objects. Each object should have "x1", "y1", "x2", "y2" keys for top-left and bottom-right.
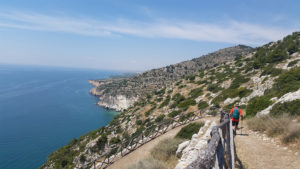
[{"x1": 89, "y1": 80, "x2": 137, "y2": 111}]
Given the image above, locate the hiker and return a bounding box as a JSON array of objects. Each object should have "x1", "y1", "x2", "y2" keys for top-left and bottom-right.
[{"x1": 230, "y1": 104, "x2": 243, "y2": 135}]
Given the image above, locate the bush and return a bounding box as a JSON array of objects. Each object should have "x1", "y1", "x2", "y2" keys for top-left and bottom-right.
[
  {"x1": 198, "y1": 101, "x2": 209, "y2": 110},
  {"x1": 159, "y1": 96, "x2": 170, "y2": 108},
  {"x1": 109, "y1": 136, "x2": 121, "y2": 145},
  {"x1": 266, "y1": 67, "x2": 300, "y2": 97},
  {"x1": 168, "y1": 110, "x2": 181, "y2": 117},
  {"x1": 96, "y1": 134, "x2": 108, "y2": 150},
  {"x1": 270, "y1": 99, "x2": 300, "y2": 116},
  {"x1": 207, "y1": 84, "x2": 221, "y2": 93},
  {"x1": 287, "y1": 59, "x2": 300, "y2": 67},
  {"x1": 154, "y1": 88, "x2": 166, "y2": 96},
  {"x1": 230, "y1": 76, "x2": 250, "y2": 89},
  {"x1": 155, "y1": 114, "x2": 165, "y2": 123},
  {"x1": 176, "y1": 122, "x2": 204, "y2": 139},
  {"x1": 212, "y1": 87, "x2": 252, "y2": 105},
  {"x1": 79, "y1": 154, "x2": 86, "y2": 163},
  {"x1": 179, "y1": 112, "x2": 194, "y2": 122},
  {"x1": 136, "y1": 119, "x2": 143, "y2": 125},
  {"x1": 177, "y1": 98, "x2": 196, "y2": 109},
  {"x1": 189, "y1": 87, "x2": 203, "y2": 99},
  {"x1": 246, "y1": 96, "x2": 273, "y2": 117},
  {"x1": 172, "y1": 93, "x2": 185, "y2": 103},
  {"x1": 261, "y1": 65, "x2": 282, "y2": 77},
  {"x1": 145, "y1": 105, "x2": 156, "y2": 117}
]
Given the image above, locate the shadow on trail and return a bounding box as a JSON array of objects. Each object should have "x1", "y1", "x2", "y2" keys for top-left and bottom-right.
[{"x1": 234, "y1": 139, "x2": 245, "y2": 169}]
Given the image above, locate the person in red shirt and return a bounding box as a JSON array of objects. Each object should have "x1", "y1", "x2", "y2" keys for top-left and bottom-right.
[{"x1": 230, "y1": 104, "x2": 243, "y2": 135}]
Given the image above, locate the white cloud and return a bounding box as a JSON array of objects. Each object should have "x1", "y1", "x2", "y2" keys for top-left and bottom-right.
[{"x1": 0, "y1": 11, "x2": 296, "y2": 45}]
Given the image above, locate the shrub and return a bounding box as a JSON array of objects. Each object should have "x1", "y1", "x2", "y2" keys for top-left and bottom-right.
[
  {"x1": 197, "y1": 80, "x2": 207, "y2": 85},
  {"x1": 212, "y1": 87, "x2": 252, "y2": 105},
  {"x1": 189, "y1": 87, "x2": 203, "y2": 99},
  {"x1": 176, "y1": 122, "x2": 204, "y2": 139},
  {"x1": 155, "y1": 114, "x2": 165, "y2": 123},
  {"x1": 79, "y1": 154, "x2": 86, "y2": 163},
  {"x1": 179, "y1": 112, "x2": 194, "y2": 122},
  {"x1": 230, "y1": 76, "x2": 250, "y2": 89},
  {"x1": 266, "y1": 67, "x2": 300, "y2": 97},
  {"x1": 178, "y1": 85, "x2": 186, "y2": 89},
  {"x1": 172, "y1": 93, "x2": 185, "y2": 103},
  {"x1": 159, "y1": 96, "x2": 171, "y2": 108},
  {"x1": 109, "y1": 136, "x2": 121, "y2": 145},
  {"x1": 287, "y1": 59, "x2": 300, "y2": 67},
  {"x1": 154, "y1": 88, "x2": 166, "y2": 96},
  {"x1": 198, "y1": 101, "x2": 209, "y2": 110},
  {"x1": 261, "y1": 65, "x2": 282, "y2": 77},
  {"x1": 207, "y1": 84, "x2": 221, "y2": 93},
  {"x1": 96, "y1": 134, "x2": 108, "y2": 150},
  {"x1": 136, "y1": 119, "x2": 143, "y2": 125},
  {"x1": 168, "y1": 110, "x2": 181, "y2": 118},
  {"x1": 145, "y1": 105, "x2": 156, "y2": 117},
  {"x1": 185, "y1": 75, "x2": 196, "y2": 81},
  {"x1": 246, "y1": 96, "x2": 272, "y2": 117},
  {"x1": 132, "y1": 126, "x2": 145, "y2": 139},
  {"x1": 270, "y1": 99, "x2": 300, "y2": 116},
  {"x1": 177, "y1": 98, "x2": 196, "y2": 109}
]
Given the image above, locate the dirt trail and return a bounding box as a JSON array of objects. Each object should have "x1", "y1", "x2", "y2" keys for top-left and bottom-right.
[
  {"x1": 107, "y1": 117, "x2": 216, "y2": 169},
  {"x1": 235, "y1": 125, "x2": 300, "y2": 169}
]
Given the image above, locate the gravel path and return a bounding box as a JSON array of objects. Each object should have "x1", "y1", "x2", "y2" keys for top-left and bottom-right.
[{"x1": 235, "y1": 125, "x2": 300, "y2": 169}]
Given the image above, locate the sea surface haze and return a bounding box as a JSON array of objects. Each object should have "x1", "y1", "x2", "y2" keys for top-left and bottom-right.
[{"x1": 0, "y1": 64, "x2": 120, "y2": 169}]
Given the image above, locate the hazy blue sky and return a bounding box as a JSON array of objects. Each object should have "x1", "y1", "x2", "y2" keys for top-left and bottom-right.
[{"x1": 0, "y1": 0, "x2": 299, "y2": 71}]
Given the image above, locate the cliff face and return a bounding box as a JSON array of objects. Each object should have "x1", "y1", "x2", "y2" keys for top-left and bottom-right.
[{"x1": 91, "y1": 45, "x2": 254, "y2": 110}]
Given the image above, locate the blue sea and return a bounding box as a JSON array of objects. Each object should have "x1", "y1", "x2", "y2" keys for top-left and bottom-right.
[{"x1": 0, "y1": 64, "x2": 120, "y2": 169}]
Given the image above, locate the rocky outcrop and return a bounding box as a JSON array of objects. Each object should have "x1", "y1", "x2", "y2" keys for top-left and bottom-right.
[
  {"x1": 175, "y1": 120, "x2": 216, "y2": 169},
  {"x1": 97, "y1": 94, "x2": 138, "y2": 111}
]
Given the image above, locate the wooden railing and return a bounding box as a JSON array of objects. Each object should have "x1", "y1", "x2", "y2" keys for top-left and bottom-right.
[
  {"x1": 185, "y1": 111, "x2": 235, "y2": 169},
  {"x1": 79, "y1": 110, "x2": 204, "y2": 169}
]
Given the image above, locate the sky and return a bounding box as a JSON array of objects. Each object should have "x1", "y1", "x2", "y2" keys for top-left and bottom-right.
[{"x1": 0, "y1": 0, "x2": 299, "y2": 71}]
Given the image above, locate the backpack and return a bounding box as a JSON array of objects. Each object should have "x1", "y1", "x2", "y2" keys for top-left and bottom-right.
[{"x1": 232, "y1": 108, "x2": 240, "y2": 119}]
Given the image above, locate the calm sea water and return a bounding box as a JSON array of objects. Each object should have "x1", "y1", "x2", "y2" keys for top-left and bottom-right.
[{"x1": 0, "y1": 64, "x2": 120, "y2": 169}]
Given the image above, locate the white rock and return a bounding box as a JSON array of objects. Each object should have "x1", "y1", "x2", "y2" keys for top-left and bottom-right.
[
  {"x1": 175, "y1": 120, "x2": 216, "y2": 169},
  {"x1": 176, "y1": 141, "x2": 190, "y2": 156}
]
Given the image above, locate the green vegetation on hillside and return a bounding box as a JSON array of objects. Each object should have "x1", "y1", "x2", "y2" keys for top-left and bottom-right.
[
  {"x1": 270, "y1": 99, "x2": 300, "y2": 116},
  {"x1": 246, "y1": 96, "x2": 273, "y2": 117},
  {"x1": 176, "y1": 122, "x2": 204, "y2": 139}
]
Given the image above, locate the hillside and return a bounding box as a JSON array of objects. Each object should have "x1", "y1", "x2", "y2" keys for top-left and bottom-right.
[
  {"x1": 90, "y1": 45, "x2": 253, "y2": 111},
  {"x1": 41, "y1": 32, "x2": 300, "y2": 169}
]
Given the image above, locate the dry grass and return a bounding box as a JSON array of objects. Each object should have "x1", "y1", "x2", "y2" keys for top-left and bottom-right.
[
  {"x1": 150, "y1": 138, "x2": 185, "y2": 168},
  {"x1": 127, "y1": 138, "x2": 185, "y2": 169},
  {"x1": 126, "y1": 157, "x2": 167, "y2": 169},
  {"x1": 247, "y1": 115, "x2": 300, "y2": 144}
]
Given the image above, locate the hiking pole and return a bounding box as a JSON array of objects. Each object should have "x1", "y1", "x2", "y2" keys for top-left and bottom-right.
[{"x1": 241, "y1": 116, "x2": 243, "y2": 135}]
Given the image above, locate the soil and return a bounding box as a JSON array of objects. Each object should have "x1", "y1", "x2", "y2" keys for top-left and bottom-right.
[{"x1": 235, "y1": 125, "x2": 300, "y2": 169}]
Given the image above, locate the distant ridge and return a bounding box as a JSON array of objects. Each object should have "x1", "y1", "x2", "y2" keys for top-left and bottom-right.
[{"x1": 91, "y1": 45, "x2": 254, "y2": 110}]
